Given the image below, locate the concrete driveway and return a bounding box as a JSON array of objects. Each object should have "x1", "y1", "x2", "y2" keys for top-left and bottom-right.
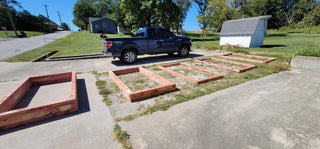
[
  {"x1": 0, "y1": 53, "x2": 319, "y2": 149},
  {"x1": 0, "y1": 31, "x2": 71, "y2": 61},
  {"x1": 119, "y1": 68, "x2": 320, "y2": 149}
]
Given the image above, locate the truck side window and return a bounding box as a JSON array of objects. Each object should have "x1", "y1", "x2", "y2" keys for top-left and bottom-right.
[
  {"x1": 149, "y1": 28, "x2": 156, "y2": 38},
  {"x1": 157, "y1": 29, "x2": 173, "y2": 38},
  {"x1": 137, "y1": 30, "x2": 145, "y2": 37}
]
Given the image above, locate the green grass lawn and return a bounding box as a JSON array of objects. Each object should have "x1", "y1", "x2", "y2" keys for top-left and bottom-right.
[
  {"x1": 5, "y1": 30, "x2": 320, "y2": 62},
  {"x1": 186, "y1": 31, "x2": 320, "y2": 61},
  {"x1": 6, "y1": 31, "x2": 131, "y2": 62},
  {"x1": 0, "y1": 30, "x2": 46, "y2": 38}
]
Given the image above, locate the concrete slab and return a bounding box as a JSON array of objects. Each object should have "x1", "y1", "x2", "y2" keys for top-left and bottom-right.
[
  {"x1": 119, "y1": 69, "x2": 320, "y2": 149},
  {"x1": 0, "y1": 73, "x2": 120, "y2": 149},
  {"x1": 291, "y1": 56, "x2": 320, "y2": 73}
]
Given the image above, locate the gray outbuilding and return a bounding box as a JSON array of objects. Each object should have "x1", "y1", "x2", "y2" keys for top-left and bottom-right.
[
  {"x1": 89, "y1": 17, "x2": 118, "y2": 34},
  {"x1": 219, "y1": 15, "x2": 272, "y2": 48}
]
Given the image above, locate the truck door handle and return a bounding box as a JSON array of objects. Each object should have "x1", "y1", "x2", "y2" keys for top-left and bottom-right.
[{"x1": 159, "y1": 40, "x2": 164, "y2": 42}]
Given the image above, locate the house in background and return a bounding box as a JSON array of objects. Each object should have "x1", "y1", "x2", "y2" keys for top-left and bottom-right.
[
  {"x1": 89, "y1": 17, "x2": 118, "y2": 34},
  {"x1": 219, "y1": 15, "x2": 272, "y2": 48},
  {"x1": 39, "y1": 15, "x2": 59, "y2": 31}
]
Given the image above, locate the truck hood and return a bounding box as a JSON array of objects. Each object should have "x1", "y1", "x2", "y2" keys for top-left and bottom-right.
[{"x1": 177, "y1": 36, "x2": 190, "y2": 40}]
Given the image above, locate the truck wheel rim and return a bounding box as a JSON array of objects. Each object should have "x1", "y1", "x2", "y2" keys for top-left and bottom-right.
[
  {"x1": 125, "y1": 52, "x2": 135, "y2": 62},
  {"x1": 181, "y1": 47, "x2": 188, "y2": 56}
]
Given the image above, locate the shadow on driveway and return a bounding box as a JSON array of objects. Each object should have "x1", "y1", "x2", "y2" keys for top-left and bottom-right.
[{"x1": 111, "y1": 53, "x2": 204, "y2": 66}]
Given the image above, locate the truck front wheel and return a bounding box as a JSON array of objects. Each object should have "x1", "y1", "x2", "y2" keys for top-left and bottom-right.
[
  {"x1": 178, "y1": 45, "x2": 190, "y2": 57},
  {"x1": 121, "y1": 49, "x2": 137, "y2": 64}
]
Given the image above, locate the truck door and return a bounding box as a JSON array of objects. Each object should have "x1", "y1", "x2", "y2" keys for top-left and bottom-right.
[
  {"x1": 146, "y1": 28, "x2": 158, "y2": 54},
  {"x1": 155, "y1": 28, "x2": 179, "y2": 53}
]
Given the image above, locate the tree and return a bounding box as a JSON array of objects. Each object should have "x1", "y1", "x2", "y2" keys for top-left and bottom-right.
[
  {"x1": 60, "y1": 22, "x2": 70, "y2": 30},
  {"x1": 295, "y1": 0, "x2": 318, "y2": 33},
  {"x1": 194, "y1": 0, "x2": 209, "y2": 37},
  {"x1": 207, "y1": 0, "x2": 231, "y2": 31},
  {"x1": 173, "y1": 0, "x2": 192, "y2": 34},
  {"x1": 1, "y1": 0, "x2": 20, "y2": 37},
  {"x1": 72, "y1": 0, "x2": 96, "y2": 30}
]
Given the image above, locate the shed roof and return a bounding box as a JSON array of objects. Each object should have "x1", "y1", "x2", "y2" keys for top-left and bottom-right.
[{"x1": 220, "y1": 15, "x2": 271, "y2": 36}]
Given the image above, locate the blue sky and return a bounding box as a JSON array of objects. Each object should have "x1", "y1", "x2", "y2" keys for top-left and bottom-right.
[{"x1": 15, "y1": 0, "x2": 199, "y2": 31}]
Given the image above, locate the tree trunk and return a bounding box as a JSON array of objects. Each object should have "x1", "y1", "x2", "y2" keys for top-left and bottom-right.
[
  {"x1": 3, "y1": 0, "x2": 18, "y2": 37},
  {"x1": 307, "y1": 22, "x2": 313, "y2": 34},
  {"x1": 303, "y1": 20, "x2": 307, "y2": 33}
]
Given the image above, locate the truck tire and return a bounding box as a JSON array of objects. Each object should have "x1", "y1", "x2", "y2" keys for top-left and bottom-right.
[
  {"x1": 121, "y1": 49, "x2": 137, "y2": 64},
  {"x1": 178, "y1": 45, "x2": 190, "y2": 57}
]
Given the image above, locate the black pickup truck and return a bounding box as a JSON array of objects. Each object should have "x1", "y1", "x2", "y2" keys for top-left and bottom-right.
[{"x1": 102, "y1": 27, "x2": 192, "y2": 63}]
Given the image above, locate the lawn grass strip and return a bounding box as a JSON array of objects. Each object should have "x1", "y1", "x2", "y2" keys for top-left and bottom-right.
[
  {"x1": 221, "y1": 53, "x2": 277, "y2": 64},
  {"x1": 109, "y1": 67, "x2": 176, "y2": 102},
  {"x1": 158, "y1": 63, "x2": 223, "y2": 84},
  {"x1": 195, "y1": 57, "x2": 257, "y2": 72},
  {"x1": 0, "y1": 72, "x2": 78, "y2": 131}
]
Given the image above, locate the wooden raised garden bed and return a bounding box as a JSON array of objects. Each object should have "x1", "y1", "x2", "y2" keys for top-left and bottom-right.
[
  {"x1": 195, "y1": 57, "x2": 257, "y2": 73},
  {"x1": 0, "y1": 72, "x2": 78, "y2": 131},
  {"x1": 109, "y1": 67, "x2": 176, "y2": 102},
  {"x1": 220, "y1": 53, "x2": 277, "y2": 64},
  {"x1": 158, "y1": 63, "x2": 223, "y2": 84}
]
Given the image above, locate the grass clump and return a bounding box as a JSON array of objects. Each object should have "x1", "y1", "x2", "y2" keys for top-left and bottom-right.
[
  {"x1": 135, "y1": 79, "x2": 145, "y2": 84},
  {"x1": 96, "y1": 80, "x2": 107, "y2": 89},
  {"x1": 113, "y1": 124, "x2": 132, "y2": 149},
  {"x1": 99, "y1": 88, "x2": 111, "y2": 95},
  {"x1": 295, "y1": 49, "x2": 320, "y2": 57}
]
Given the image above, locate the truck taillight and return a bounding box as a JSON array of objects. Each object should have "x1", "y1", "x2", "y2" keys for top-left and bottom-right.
[{"x1": 105, "y1": 41, "x2": 112, "y2": 49}]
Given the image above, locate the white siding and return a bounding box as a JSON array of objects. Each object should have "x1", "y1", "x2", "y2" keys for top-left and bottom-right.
[{"x1": 220, "y1": 36, "x2": 252, "y2": 48}]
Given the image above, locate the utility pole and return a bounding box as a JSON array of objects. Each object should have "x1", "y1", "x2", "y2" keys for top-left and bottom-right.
[
  {"x1": 43, "y1": 5, "x2": 51, "y2": 32},
  {"x1": 57, "y1": 11, "x2": 62, "y2": 25}
]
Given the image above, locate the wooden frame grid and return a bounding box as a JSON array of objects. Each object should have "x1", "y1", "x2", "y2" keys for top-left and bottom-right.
[
  {"x1": 195, "y1": 57, "x2": 257, "y2": 73},
  {"x1": 109, "y1": 67, "x2": 176, "y2": 102},
  {"x1": 220, "y1": 53, "x2": 277, "y2": 64},
  {"x1": 158, "y1": 63, "x2": 223, "y2": 84},
  {"x1": 0, "y1": 72, "x2": 78, "y2": 131}
]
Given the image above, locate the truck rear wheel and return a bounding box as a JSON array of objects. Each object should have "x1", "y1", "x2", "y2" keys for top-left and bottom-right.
[
  {"x1": 178, "y1": 45, "x2": 190, "y2": 57},
  {"x1": 121, "y1": 49, "x2": 137, "y2": 64}
]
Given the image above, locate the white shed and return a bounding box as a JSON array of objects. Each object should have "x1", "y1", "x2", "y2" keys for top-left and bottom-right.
[{"x1": 219, "y1": 15, "x2": 272, "y2": 48}]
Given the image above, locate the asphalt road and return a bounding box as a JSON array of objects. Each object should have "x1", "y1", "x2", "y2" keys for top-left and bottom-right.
[{"x1": 0, "y1": 31, "x2": 71, "y2": 61}]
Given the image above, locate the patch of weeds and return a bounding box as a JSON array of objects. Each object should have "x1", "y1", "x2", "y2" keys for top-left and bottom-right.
[
  {"x1": 98, "y1": 87, "x2": 112, "y2": 106},
  {"x1": 96, "y1": 80, "x2": 107, "y2": 89},
  {"x1": 135, "y1": 79, "x2": 145, "y2": 84},
  {"x1": 113, "y1": 124, "x2": 132, "y2": 149},
  {"x1": 203, "y1": 44, "x2": 220, "y2": 50},
  {"x1": 92, "y1": 71, "x2": 98, "y2": 75},
  {"x1": 99, "y1": 88, "x2": 111, "y2": 95},
  {"x1": 136, "y1": 104, "x2": 145, "y2": 111},
  {"x1": 244, "y1": 73, "x2": 256, "y2": 79},
  {"x1": 142, "y1": 66, "x2": 147, "y2": 68},
  {"x1": 114, "y1": 117, "x2": 122, "y2": 122},
  {"x1": 103, "y1": 95, "x2": 112, "y2": 106},
  {"x1": 153, "y1": 67, "x2": 161, "y2": 71},
  {"x1": 295, "y1": 48, "x2": 320, "y2": 57},
  {"x1": 76, "y1": 72, "x2": 83, "y2": 74}
]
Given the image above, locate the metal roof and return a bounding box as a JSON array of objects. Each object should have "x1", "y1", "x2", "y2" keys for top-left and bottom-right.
[{"x1": 220, "y1": 15, "x2": 272, "y2": 36}]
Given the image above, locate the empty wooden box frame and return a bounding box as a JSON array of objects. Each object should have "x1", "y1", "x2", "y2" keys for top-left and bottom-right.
[
  {"x1": 220, "y1": 53, "x2": 277, "y2": 64},
  {"x1": 195, "y1": 57, "x2": 257, "y2": 73},
  {"x1": 0, "y1": 72, "x2": 78, "y2": 131},
  {"x1": 109, "y1": 67, "x2": 176, "y2": 102},
  {"x1": 158, "y1": 63, "x2": 223, "y2": 84}
]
